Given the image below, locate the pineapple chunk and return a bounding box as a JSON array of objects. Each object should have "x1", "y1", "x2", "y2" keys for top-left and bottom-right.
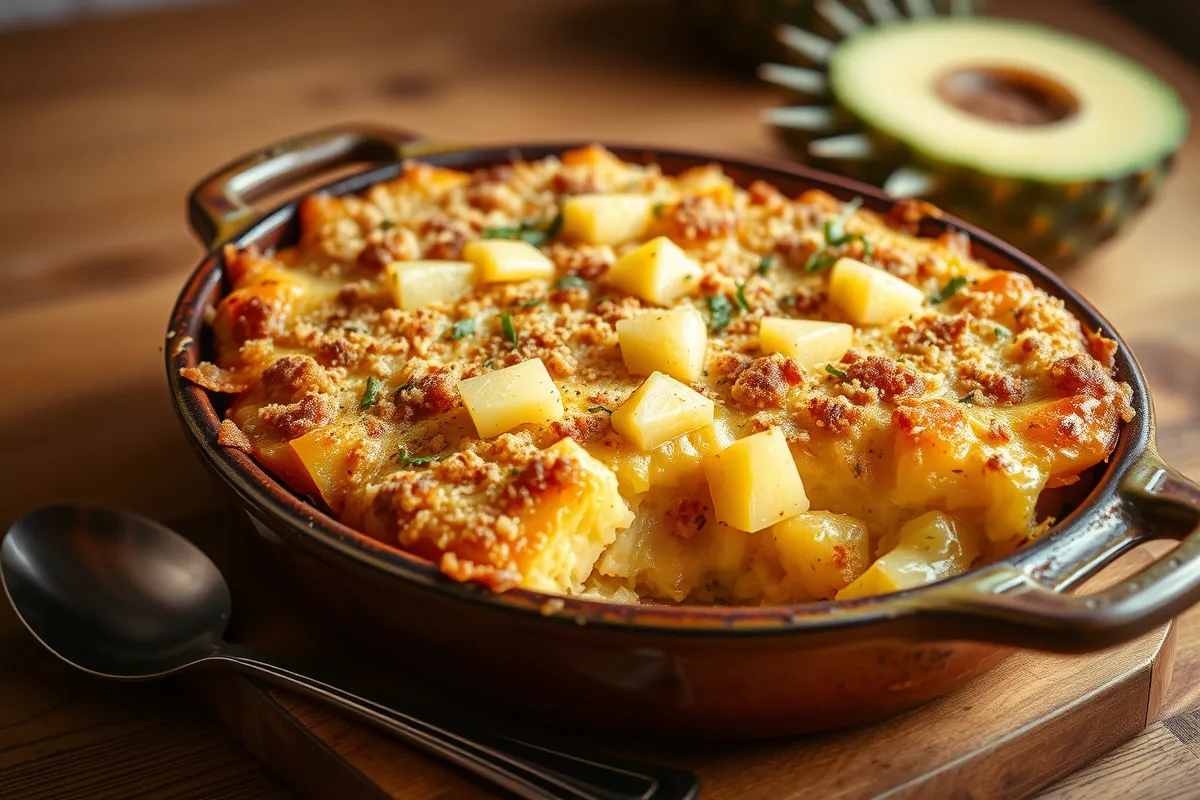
[
  {"x1": 703, "y1": 428, "x2": 809, "y2": 533},
  {"x1": 616, "y1": 306, "x2": 707, "y2": 381},
  {"x1": 462, "y1": 240, "x2": 555, "y2": 283},
  {"x1": 458, "y1": 358, "x2": 564, "y2": 438},
  {"x1": 384, "y1": 260, "x2": 475, "y2": 311},
  {"x1": 561, "y1": 194, "x2": 653, "y2": 245},
  {"x1": 611, "y1": 372, "x2": 715, "y2": 451},
  {"x1": 759, "y1": 318, "x2": 853, "y2": 368},
  {"x1": 772, "y1": 512, "x2": 869, "y2": 600},
  {"x1": 602, "y1": 236, "x2": 702, "y2": 306},
  {"x1": 289, "y1": 422, "x2": 387, "y2": 510},
  {"x1": 838, "y1": 511, "x2": 979, "y2": 600},
  {"x1": 828, "y1": 257, "x2": 924, "y2": 325}
]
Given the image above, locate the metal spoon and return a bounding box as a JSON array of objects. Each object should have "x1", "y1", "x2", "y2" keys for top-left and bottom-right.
[{"x1": 0, "y1": 505, "x2": 699, "y2": 800}]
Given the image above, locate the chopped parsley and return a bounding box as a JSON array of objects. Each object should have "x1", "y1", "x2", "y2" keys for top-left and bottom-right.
[
  {"x1": 652, "y1": 202, "x2": 666, "y2": 219},
  {"x1": 396, "y1": 446, "x2": 440, "y2": 467},
  {"x1": 735, "y1": 283, "x2": 750, "y2": 312},
  {"x1": 758, "y1": 254, "x2": 774, "y2": 276},
  {"x1": 555, "y1": 275, "x2": 588, "y2": 290},
  {"x1": 825, "y1": 365, "x2": 848, "y2": 379},
  {"x1": 804, "y1": 250, "x2": 838, "y2": 274},
  {"x1": 993, "y1": 325, "x2": 1010, "y2": 339},
  {"x1": 707, "y1": 295, "x2": 733, "y2": 334},
  {"x1": 806, "y1": 196, "x2": 872, "y2": 271},
  {"x1": 960, "y1": 391, "x2": 977, "y2": 405},
  {"x1": 482, "y1": 214, "x2": 562, "y2": 247},
  {"x1": 481, "y1": 225, "x2": 523, "y2": 240},
  {"x1": 826, "y1": 196, "x2": 863, "y2": 243},
  {"x1": 929, "y1": 276, "x2": 970, "y2": 305},
  {"x1": 587, "y1": 405, "x2": 615, "y2": 415},
  {"x1": 451, "y1": 318, "x2": 475, "y2": 340},
  {"x1": 359, "y1": 376, "x2": 383, "y2": 409},
  {"x1": 379, "y1": 219, "x2": 395, "y2": 231},
  {"x1": 520, "y1": 299, "x2": 544, "y2": 308},
  {"x1": 499, "y1": 311, "x2": 518, "y2": 348}
]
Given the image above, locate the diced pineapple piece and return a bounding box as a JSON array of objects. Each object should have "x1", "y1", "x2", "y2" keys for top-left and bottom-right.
[
  {"x1": 561, "y1": 194, "x2": 653, "y2": 245},
  {"x1": 289, "y1": 422, "x2": 387, "y2": 510},
  {"x1": 828, "y1": 257, "x2": 924, "y2": 325},
  {"x1": 611, "y1": 372, "x2": 715, "y2": 451},
  {"x1": 384, "y1": 260, "x2": 476, "y2": 311},
  {"x1": 703, "y1": 428, "x2": 809, "y2": 533},
  {"x1": 646, "y1": 419, "x2": 735, "y2": 489},
  {"x1": 602, "y1": 236, "x2": 702, "y2": 306},
  {"x1": 771, "y1": 511, "x2": 869, "y2": 600},
  {"x1": 462, "y1": 240, "x2": 555, "y2": 283},
  {"x1": 616, "y1": 306, "x2": 707, "y2": 382},
  {"x1": 838, "y1": 511, "x2": 979, "y2": 600},
  {"x1": 458, "y1": 358, "x2": 564, "y2": 438},
  {"x1": 759, "y1": 318, "x2": 853, "y2": 368}
]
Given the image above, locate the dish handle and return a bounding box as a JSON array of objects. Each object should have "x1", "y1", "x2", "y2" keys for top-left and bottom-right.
[
  {"x1": 917, "y1": 449, "x2": 1200, "y2": 652},
  {"x1": 186, "y1": 123, "x2": 428, "y2": 249}
]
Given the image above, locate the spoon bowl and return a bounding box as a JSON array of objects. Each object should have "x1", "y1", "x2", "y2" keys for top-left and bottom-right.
[{"x1": 0, "y1": 505, "x2": 231, "y2": 679}]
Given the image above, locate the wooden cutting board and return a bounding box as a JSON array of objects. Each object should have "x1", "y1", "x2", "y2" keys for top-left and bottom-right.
[{"x1": 178, "y1": 511, "x2": 1177, "y2": 800}]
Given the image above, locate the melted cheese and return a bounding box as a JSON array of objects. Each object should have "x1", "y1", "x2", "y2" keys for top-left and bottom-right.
[{"x1": 182, "y1": 147, "x2": 1133, "y2": 602}]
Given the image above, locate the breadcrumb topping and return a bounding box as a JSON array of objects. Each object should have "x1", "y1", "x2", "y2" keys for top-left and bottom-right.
[{"x1": 184, "y1": 147, "x2": 1132, "y2": 603}]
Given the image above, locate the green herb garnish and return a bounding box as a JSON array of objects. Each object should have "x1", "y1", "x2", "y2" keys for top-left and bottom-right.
[
  {"x1": 342, "y1": 321, "x2": 369, "y2": 333},
  {"x1": 758, "y1": 254, "x2": 774, "y2": 276},
  {"x1": 805, "y1": 250, "x2": 838, "y2": 273},
  {"x1": 735, "y1": 283, "x2": 750, "y2": 312},
  {"x1": 499, "y1": 311, "x2": 518, "y2": 348},
  {"x1": 359, "y1": 376, "x2": 383, "y2": 409},
  {"x1": 993, "y1": 325, "x2": 1010, "y2": 339},
  {"x1": 379, "y1": 220, "x2": 395, "y2": 231},
  {"x1": 652, "y1": 202, "x2": 666, "y2": 219},
  {"x1": 960, "y1": 391, "x2": 977, "y2": 405},
  {"x1": 806, "y1": 196, "x2": 872, "y2": 271},
  {"x1": 825, "y1": 365, "x2": 848, "y2": 379},
  {"x1": 588, "y1": 405, "x2": 615, "y2": 415},
  {"x1": 451, "y1": 318, "x2": 475, "y2": 340},
  {"x1": 396, "y1": 446, "x2": 440, "y2": 467},
  {"x1": 521, "y1": 299, "x2": 544, "y2": 308},
  {"x1": 825, "y1": 196, "x2": 863, "y2": 243},
  {"x1": 929, "y1": 276, "x2": 969, "y2": 305},
  {"x1": 481, "y1": 225, "x2": 523, "y2": 240},
  {"x1": 482, "y1": 214, "x2": 562, "y2": 247},
  {"x1": 707, "y1": 295, "x2": 733, "y2": 334},
  {"x1": 555, "y1": 275, "x2": 588, "y2": 290}
]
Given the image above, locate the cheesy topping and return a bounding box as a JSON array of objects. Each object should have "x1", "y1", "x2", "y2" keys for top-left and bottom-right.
[{"x1": 184, "y1": 146, "x2": 1133, "y2": 604}]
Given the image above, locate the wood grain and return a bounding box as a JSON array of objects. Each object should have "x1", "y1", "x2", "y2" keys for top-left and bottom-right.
[{"x1": 0, "y1": 0, "x2": 1197, "y2": 797}]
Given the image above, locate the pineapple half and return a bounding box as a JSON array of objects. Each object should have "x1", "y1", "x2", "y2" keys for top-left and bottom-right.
[{"x1": 760, "y1": 3, "x2": 1189, "y2": 267}]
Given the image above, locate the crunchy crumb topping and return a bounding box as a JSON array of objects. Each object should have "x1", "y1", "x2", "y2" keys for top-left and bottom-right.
[{"x1": 184, "y1": 146, "x2": 1132, "y2": 603}]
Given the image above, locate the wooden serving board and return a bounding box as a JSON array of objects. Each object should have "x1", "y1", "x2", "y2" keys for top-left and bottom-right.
[{"x1": 178, "y1": 510, "x2": 1177, "y2": 800}]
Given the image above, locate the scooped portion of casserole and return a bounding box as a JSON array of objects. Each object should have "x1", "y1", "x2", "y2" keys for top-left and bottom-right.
[{"x1": 183, "y1": 146, "x2": 1133, "y2": 604}]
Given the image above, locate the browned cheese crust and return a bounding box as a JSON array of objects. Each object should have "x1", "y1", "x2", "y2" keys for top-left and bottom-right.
[{"x1": 183, "y1": 146, "x2": 1133, "y2": 603}]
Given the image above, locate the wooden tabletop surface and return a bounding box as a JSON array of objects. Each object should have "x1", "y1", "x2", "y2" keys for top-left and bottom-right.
[{"x1": 1, "y1": 0, "x2": 1198, "y2": 797}]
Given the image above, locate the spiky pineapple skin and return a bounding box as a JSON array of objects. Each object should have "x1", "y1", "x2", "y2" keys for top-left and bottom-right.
[
  {"x1": 680, "y1": 0, "x2": 984, "y2": 69},
  {"x1": 793, "y1": 125, "x2": 1176, "y2": 269}
]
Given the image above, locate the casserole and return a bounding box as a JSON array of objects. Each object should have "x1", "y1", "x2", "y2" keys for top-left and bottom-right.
[{"x1": 168, "y1": 124, "x2": 1200, "y2": 738}]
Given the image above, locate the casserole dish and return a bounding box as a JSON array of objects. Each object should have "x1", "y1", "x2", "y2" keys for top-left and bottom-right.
[{"x1": 168, "y1": 124, "x2": 1200, "y2": 739}]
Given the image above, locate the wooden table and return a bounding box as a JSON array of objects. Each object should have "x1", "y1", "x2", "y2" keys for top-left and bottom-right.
[{"x1": 0, "y1": 0, "x2": 1197, "y2": 797}]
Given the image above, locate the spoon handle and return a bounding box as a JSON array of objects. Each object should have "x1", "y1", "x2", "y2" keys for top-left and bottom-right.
[{"x1": 210, "y1": 645, "x2": 698, "y2": 800}]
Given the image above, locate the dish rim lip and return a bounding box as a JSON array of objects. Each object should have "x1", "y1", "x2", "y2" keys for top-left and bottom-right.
[{"x1": 165, "y1": 140, "x2": 1153, "y2": 638}]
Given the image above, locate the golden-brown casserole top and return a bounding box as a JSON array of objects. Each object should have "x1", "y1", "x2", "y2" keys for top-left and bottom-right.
[{"x1": 184, "y1": 146, "x2": 1132, "y2": 604}]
